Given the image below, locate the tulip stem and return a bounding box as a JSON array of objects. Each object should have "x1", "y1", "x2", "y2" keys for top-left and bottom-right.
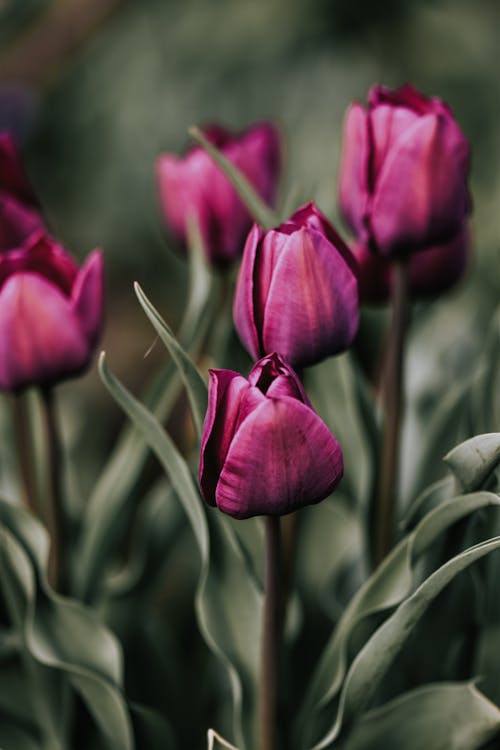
[
  {"x1": 41, "y1": 387, "x2": 66, "y2": 592},
  {"x1": 260, "y1": 515, "x2": 282, "y2": 750},
  {"x1": 374, "y1": 259, "x2": 410, "y2": 567},
  {"x1": 13, "y1": 392, "x2": 37, "y2": 516}
]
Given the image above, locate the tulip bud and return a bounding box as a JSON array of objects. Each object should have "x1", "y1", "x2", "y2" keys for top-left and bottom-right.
[
  {"x1": 199, "y1": 353, "x2": 343, "y2": 518},
  {"x1": 0, "y1": 231, "x2": 104, "y2": 391},
  {"x1": 353, "y1": 224, "x2": 469, "y2": 305},
  {"x1": 233, "y1": 202, "x2": 359, "y2": 369},
  {"x1": 339, "y1": 84, "x2": 470, "y2": 258},
  {"x1": 156, "y1": 122, "x2": 281, "y2": 268}
]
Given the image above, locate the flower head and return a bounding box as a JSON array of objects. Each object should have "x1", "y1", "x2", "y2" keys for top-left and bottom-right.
[
  {"x1": 0, "y1": 231, "x2": 104, "y2": 391},
  {"x1": 156, "y1": 122, "x2": 281, "y2": 268},
  {"x1": 339, "y1": 84, "x2": 470, "y2": 257},
  {"x1": 233, "y1": 202, "x2": 359, "y2": 368},
  {"x1": 199, "y1": 353, "x2": 343, "y2": 518}
]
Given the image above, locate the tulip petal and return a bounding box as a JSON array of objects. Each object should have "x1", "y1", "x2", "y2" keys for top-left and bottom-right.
[
  {"x1": 199, "y1": 369, "x2": 265, "y2": 505},
  {"x1": 407, "y1": 225, "x2": 469, "y2": 297},
  {"x1": 371, "y1": 113, "x2": 469, "y2": 255},
  {"x1": 0, "y1": 132, "x2": 38, "y2": 206},
  {"x1": 338, "y1": 104, "x2": 370, "y2": 239},
  {"x1": 216, "y1": 397, "x2": 343, "y2": 518},
  {"x1": 261, "y1": 228, "x2": 359, "y2": 367},
  {"x1": 233, "y1": 223, "x2": 264, "y2": 360},
  {"x1": 0, "y1": 273, "x2": 89, "y2": 390},
  {"x1": 71, "y1": 249, "x2": 104, "y2": 345},
  {"x1": 0, "y1": 192, "x2": 43, "y2": 251},
  {"x1": 369, "y1": 104, "x2": 419, "y2": 183},
  {"x1": 249, "y1": 353, "x2": 310, "y2": 404}
]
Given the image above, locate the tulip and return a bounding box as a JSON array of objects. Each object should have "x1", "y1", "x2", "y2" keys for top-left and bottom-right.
[
  {"x1": 233, "y1": 202, "x2": 359, "y2": 369},
  {"x1": 156, "y1": 122, "x2": 281, "y2": 268},
  {"x1": 353, "y1": 224, "x2": 469, "y2": 305},
  {"x1": 0, "y1": 231, "x2": 104, "y2": 391},
  {"x1": 339, "y1": 84, "x2": 470, "y2": 257},
  {"x1": 199, "y1": 353, "x2": 343, "y2": 518},
  {"x1": 0, "y1": 131, "x2": 44, "y2": 251}
]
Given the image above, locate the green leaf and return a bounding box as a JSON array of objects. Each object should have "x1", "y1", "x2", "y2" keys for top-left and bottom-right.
[
  {"x1": 74, "y1": 237, "x2": 215, "y2": 602},
  {"x1": 338, "y1": 682, "x2": 500, "y2": 750},
  {"x1": 298, "y1": 492, "x2": 500, "y2": 742},
  {"x1": 310, "y1": 534, "x2": 500, "y2": 749},
  {"x1": 188, "y1": 125, "x2": 278, "y2": 230},
  {"x1": 444, "y1": 433, "x2": 500, "y2": 492},
  {"x1": 1, "y1": 501, "x2": 133, "y2": 750},
  {"x1": 134, "y1": 282, "x2": 208, "y2": 439},
  {"x1": 99, "y1": 354, "x2": 263, "y2": 749},
  {"x1": 0, "y1": 717, "x2": 40, "y2": 750},
  {"x1": 130, "y1": 703, "x2": 176, "y2": 750}
]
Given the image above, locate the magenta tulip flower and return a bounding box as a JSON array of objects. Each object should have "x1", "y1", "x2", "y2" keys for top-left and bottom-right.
[
  {"x1": 339, "y1": 84, "x2": 470, "y2": 257},
  {"x1": 0, "y1": 132, "x2": 44, "y2": 251},
  {"x1": 233, "y1": 202, "x2": 359, "y2": 369},
  {"x1": 199, "y1": 353, "x2": 343, "y2": 519},
  {"x1": 156, "y1": 122, "x2": 281, "y2": 268},
  {"x1": 0, "y1": 231, "x2": 104, "y2": 391},
  {"x1": 352, "y1": 224, "x2": 469, "y2": 305}
]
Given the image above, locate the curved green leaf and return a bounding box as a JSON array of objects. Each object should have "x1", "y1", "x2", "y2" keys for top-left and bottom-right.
[
  {"x1": 311, "y1": 534, "x2": 500, "y2": 749},
  {"x1": 1, "y1": 501, "x2": 133, "y2": 750},
  {"x1": 188, "y1": 126, "x2": 278, "y2": 230},
  {"x1": 299, "y1": 491, "x2": 500, "y2": 741},
  {"x1": 338, "y1": 682, "x2": 500, "y2": 750},
  {"x1": 134, "y1": 282, "x2": 208, "y2": 439},
  {"x1": 444, "y1": 433, "x2": 500, "y2": 492},
  {"x1": 99, "y1": 354, "x2": 262, "y2": 749}
]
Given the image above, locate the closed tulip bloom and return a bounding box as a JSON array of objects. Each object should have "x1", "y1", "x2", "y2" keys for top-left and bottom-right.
[
  {"x1": 156, "y1": 122, "x2": 281, "y2": 268},
  {"x1": 339, "y1": 84, "x2": 470, "y2": 257},
  {"x1": 0, "y1": 231, "x2": 104, "y2": 391},
  {"x1": 353, "y1": 224, "x2": 469, "y2": 305},
  {"x1": 233, "y1": 202, "x2": 359, "y2": 369},
  {"x1": 199, "y1": 353, "x2": 343, "y2": 518}
]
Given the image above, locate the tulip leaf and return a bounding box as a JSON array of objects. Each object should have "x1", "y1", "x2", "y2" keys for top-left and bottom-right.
[
  {"x1": 298, "y1": 491, "x2": 500, "y2": 743},
  {"x1": 99, "y1": 354, "x2": 262, "y2": 749},
  {"x1": 134, "y1": 282, "x2": 208, "y2": 439},
  {"x1": 0, "y1": 500, "x2": 134, "y2": 750},
  {"x1": 444, "y1": 433, "x2": 500, "y2": 492},
  {"x1": 207, "y1": 728, "x2": 241, "y2": 749},
  {"x1": 0, "y1": 719, "x2": 40, "y2": 750},
  {"x1": 337, "y1": 682, "x2": 500, "y2": 750},
  {"x1": 74, "y1": 234, "x2": 215, "y2": 602},
  {"x1": 310, "y1": 534, "x2": 500, "y2": 749},
  {"x1": 130, "y1": 702, "x2": 176, "y2": 750},
  {"x1": 188, "y1": 125, "x2": 278, "y2": 230}
]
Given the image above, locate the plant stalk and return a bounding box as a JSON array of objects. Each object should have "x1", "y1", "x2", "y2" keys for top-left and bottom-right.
[
  {"x1": 374, "y1": 259, "x2": 410, "y2": 567},
  {"x1": 40, "y1": 387, "x2": 66, "y2": 592},
  {"x1": 13, "y1": 392, "x2": 37, "y2": 515},
  {"x1": 260, "y1": 515, "x2": 282, "y2": 750}
]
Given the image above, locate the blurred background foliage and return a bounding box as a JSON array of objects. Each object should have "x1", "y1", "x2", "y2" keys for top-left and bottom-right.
[{"x1": 0, "y1": 1, "x2": 499, "y2": 746}]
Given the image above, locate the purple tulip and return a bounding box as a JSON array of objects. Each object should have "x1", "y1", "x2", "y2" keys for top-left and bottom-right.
[
  {"x1": 0, "y1": 231, "x2": 104, "y2": 391},
  {"x1": 352, "y1": 224, "x2": 469, "y2": 305},
  {"x1": 0, "y1": 132, "x2": 44, "y2": 251},
  {"x1": 156, "y1": 122, "x2": 281, "y2": 268},
  {"x1": 339, "y1": 84, "x2": 470, "y2": 257},
  {"x1": 233, "y1": 202, "x2": 359, "y2": 369},
  {"x1": 199, "y1": 353, "x2": 343, "y2": 518}
]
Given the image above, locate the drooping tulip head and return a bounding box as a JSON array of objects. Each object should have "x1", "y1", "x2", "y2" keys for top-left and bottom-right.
[
  {"x1": 0, "y1": 231, "x2": 104, "y2": 391},
  {"x1": 199, "y1": 353, "x2": 343, "y2": 518},
  {"x1": 339, "y1": 84, "x2": 470, "y2": 258},
  {"x1": 156, "y1": 122, "x2": 281, "y2": 268},
  {"x1": 233, "y1": 202, "x2": 359, "y2": 369}
]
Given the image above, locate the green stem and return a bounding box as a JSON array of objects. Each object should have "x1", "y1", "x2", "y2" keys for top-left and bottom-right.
[
  {"x1": 374, "y1": 259, "x2": 410, "y2": 567},
  {"x1": 13, "y1": 392, "x2": 37, "y2": 515},
  {"x1": 40, "y1": 387, "x2": 66, "y2": 593},
  {"x1": 260, "y1": 515, "x2": 282, "y2": 750}
]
